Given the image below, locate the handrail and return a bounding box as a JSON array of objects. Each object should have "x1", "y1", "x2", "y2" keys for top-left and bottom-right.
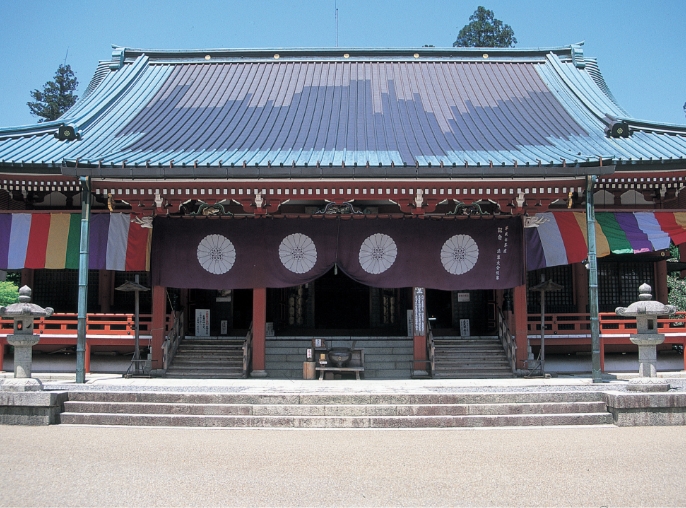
[
  {"x1": 497, "y1": 308, "x2": 517, "y2": 374},
  {"x1": 162, "y1": 310, "x2": 184, "y2": 371},
  {"x1": 527, "y1": 311, "x2": 686, "y2": 337},
  {"x1": 243, "y1": 321, "x2": 253, "y2": 378},
  {"x1": 427, "y1": 318, "x2": 435, "y2": 377},
  {"x1": 0, "y1": 313, "x2": 162, "y2": 337}
]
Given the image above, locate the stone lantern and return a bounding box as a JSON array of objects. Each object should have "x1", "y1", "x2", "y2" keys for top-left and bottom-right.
[
  {"x1": 0, "y1": 286, "x2": 53, "y2": 392},
  {"x1": 615, "y1": 283, "x2": 674, "y2": 392}
]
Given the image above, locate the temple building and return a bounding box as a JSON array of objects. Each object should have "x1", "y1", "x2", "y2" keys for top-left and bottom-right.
[{"x1": 1, "y1": 44, "x2": 685, "y2": 379}]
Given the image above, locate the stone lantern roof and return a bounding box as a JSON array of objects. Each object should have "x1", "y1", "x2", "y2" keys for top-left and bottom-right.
[
  {"x1": 0, "y1": 286, "x2": 53, "y2": 318},
  {"x1": 615, "y1": 284, "x2": 675, "y2": 318}
]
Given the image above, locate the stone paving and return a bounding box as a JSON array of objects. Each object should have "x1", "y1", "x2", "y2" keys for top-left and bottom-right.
[{"x1": 1, "y1": 424, "x2": 685, "y2": 507}]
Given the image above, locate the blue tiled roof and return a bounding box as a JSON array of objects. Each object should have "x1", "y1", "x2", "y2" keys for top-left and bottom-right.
[{"x1": 1, "y1": 44, "x2": 685, "y2": 179}]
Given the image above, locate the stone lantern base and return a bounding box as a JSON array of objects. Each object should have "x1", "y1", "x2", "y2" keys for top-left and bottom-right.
[{"x1": 627, "y1": 377, "x2": 670, "y2": 392}]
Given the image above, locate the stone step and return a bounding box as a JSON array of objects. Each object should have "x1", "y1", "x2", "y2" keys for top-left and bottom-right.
[
  {"x1": 434, "y1": 361, "x2": 511, "y2": 368},
  {"x1": 63, "y1": 400, "x2": 608, "y2": 417},
  {"x1": 171, "y1": 359, "x2": 243, "y2": 366},
  {"x1": 60, "y1": 412, "x2": 613, "y2": 427},
  {"x1": 165, "y1": 370, "x2": 244, "y2": 378},
  {"x1": 66, "y1": 391, "x2": 604, "y2": 405}
]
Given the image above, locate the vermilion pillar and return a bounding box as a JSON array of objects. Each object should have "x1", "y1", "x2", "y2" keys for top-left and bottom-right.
[
  {"x1": 655, "y1": 259, "x2": 668, "y2": 304},
  {"x1": 251, "y1": 288, "x2": 268, "y2": 377},
  {"x1": 151, "y1": 285, "x2": 166, "y2": 370},
  {"x1": 412, "y1": 287, "x2": 428, "y2": 375},
  {"x1": 512, "y1": 284, "x2": 529, "y2": 371}
]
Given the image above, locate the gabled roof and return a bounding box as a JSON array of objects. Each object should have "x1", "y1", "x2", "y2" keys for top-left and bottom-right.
[{"x1": 1, "y1": 44, "x2": 685, "y2": 179}]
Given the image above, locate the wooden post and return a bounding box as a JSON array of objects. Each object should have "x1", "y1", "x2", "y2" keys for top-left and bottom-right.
[
  {"x1": 655, "y1": 259, "x2": 668, "y2": 304},
  {"x1": 513, "y1": 284, "x2": 529, "y2": 371},
  {"x1": 98, "y1": 270, "x2": 113, "y2": 312},
  {"x1": 251, "y1": 288, "x2": 268, "y2": 377},
  {"x1": 412, "y1": 287, "x2": 428, "y2": 375},
  {"x1": 20, "y1": 269, "x2": 33, "y2": 289},
  {"x1": 151, "y1": 285, "x2": 166, "y2": 370},
  {"x1": 573, "y1": 262, "x2": 589, "y2": 313},
  {"x1": 0, "y1": 338, "x2": 5, "y2": 372}
]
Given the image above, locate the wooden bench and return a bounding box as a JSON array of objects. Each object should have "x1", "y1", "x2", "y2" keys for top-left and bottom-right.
[{"x1": 316, "y1": 349, "x2": 364, "y2": 380}]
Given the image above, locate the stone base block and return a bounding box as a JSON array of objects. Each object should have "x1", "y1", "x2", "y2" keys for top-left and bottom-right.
[
  {"x1": 603, "y1": 391, "x2": 686, "y2": 426},
  {"x1": 0, "y1": 391, "x2": 68, "y2": 425},
  {"x1": 627, "y1": 378, "x2": 670, "y2": 392},
  {"x1": 0, "y1": 378, "x2": 43, "y2": 392}
]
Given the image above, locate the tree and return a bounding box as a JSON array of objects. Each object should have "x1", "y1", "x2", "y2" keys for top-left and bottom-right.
[
  {"x1": 453, "y1": 6, "x2": 517, "y2": 48},
  {"x1": 0, "y1": 281, "x2": 18, "y2": 307},
  {"x1": 667, "y1": 243, "x2": 686, "y2": 311},
  {"x1": 27, "y1": 64, "x2": 79, "y2": 122}
]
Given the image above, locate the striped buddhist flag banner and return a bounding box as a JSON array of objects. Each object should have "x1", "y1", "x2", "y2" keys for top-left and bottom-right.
[
  {"x1": 0, "y1": 213, "x2": 150, "y2": 271},
  {"x1": 526, "y1": 211, "x2": 686, "y2": 270}
]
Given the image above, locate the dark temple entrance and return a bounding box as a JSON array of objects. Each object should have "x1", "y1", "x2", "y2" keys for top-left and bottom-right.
[
  {"x1": 315, "y1": 268, "x2": 370, "y2": 330},
  {"x1": 427, "y1": 289, "x2": 496, "y2": 336}
]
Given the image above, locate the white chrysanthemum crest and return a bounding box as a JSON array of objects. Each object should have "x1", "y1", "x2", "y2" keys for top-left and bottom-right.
[
  {"x1": 197, "y1": 234, "x2": 236, "y2": 275},
  {"x1": 279, "y1": 233, "x2": 317, "y2": 274},
  {"x1": 441, "y1": 234, "x2": 479, "y2": 275},
  {"x1": 359, "y1": 233, "x2": 398, "y2": 274}
]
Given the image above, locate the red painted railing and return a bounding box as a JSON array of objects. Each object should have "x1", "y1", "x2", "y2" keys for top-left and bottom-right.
[
  {"x1": 0, "y1": 313, "x2": 174, "y2": 337},
  {"x1": 527, "y1": 311, "x2": 686, "y2": 336}
]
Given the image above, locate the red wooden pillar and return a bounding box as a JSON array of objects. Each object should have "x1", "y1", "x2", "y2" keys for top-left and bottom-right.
[
  {"x1": 151, "y1": 285, "x2": 166, "y2": 370},
  {"x1": 412, "y1": 287, "x2": 428, "y2": 374},
  {"x1": 512, "y1": 284, "x2": 529, "y2": 371},
  {"x1": 20, "y1": 269, "x2": 34, "y2": 289},
  {"x1": 251, "y1": 288, "x2": 268, "y2": 377},
  {"x1": 573, "y1": 263, "x2": 589, "y2": 314},
  {"x1": 655, "y1": 259, "x2": 668, "y2": 304},
  {"x1": 98, "y1": 270, "x2": 113, "y2": 312}
]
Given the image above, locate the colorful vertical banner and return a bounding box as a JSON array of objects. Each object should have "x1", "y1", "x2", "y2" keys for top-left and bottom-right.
[
  {"x1": 0, "y1": 213, "x2": 151, "y2": 271},
  {"x1": 526, "y1": 211, "x2": 686, "y2": 270}
]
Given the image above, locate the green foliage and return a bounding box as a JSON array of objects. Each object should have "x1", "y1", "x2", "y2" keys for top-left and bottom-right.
[
  {"x1": 453, "y1": 6, "x2": 517, "y2": 48},
  {"x1": 668, "y1": 273, "x2": 686, "y2": 311},
  {"x1": 667, "y1": 241, "x2": 686, "y2": 311},
  {"x1": 0, "y1": 281, "x2": 19, "y2": 307},
  {"x1": 27, "y1": 64, "x2": 79, "y2": 122}
]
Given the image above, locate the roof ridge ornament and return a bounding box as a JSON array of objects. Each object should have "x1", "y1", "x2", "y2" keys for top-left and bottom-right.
[
  {"x1": 571, "y1": 43, "x2": 585, "y2": 69},
  {"x1": 110, "y1": 47, "x2": 125, "y2": 70}
]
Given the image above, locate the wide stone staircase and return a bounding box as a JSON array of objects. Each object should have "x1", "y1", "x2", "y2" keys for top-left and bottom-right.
[
  {"x1": 59, "y1": 391, "x2": 613, "y2": 427},
  {"x1": 432, "y1": 336, "x2": 513, "y2": 379},
  {"x1": 165, "y1": 337, "x2": 248, "y2": 379}
]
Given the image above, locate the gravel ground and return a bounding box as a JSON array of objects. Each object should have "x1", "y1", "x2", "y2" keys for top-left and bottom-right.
[{"x1": 1, "y1": 425, "x2": 685, "y2": 507}]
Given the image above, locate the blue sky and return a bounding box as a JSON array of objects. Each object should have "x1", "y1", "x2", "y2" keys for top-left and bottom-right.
[{"x1": 0, "y1": 0, "x2": 684, "y2": 127}]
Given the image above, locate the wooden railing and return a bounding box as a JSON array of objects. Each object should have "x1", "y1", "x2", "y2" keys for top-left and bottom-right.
[
  {"x1": 427, "y1": 319, "x2": 435, "y2": 377},
  {"x1": 162, "y1": 311, "x2": 185, "y2": 371},
  {"x1": 0, "y1": 313, "x2": 159, "y2": 337},
  {"x1": 243, "y1": 322, "x2": 253, "y2": 378},
  {"x1": 527, "y1": 311, "x2": 686, "y2": 337},
  {"x1": 497, "y1": 308, "x2": 517, "y2": 373}
]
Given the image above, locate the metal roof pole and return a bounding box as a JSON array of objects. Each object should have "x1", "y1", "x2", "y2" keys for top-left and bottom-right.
[
  {"x1": 586, "y1": 174, "x2": 602, "y2": 383},
  {"x1": 76, "y1": 176, "x2": 91, "y2": 384}
]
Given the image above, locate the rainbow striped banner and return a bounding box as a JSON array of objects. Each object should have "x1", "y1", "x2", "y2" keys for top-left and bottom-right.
[
  {"x1": 526, "y1": 212, "x2": 686, "y2": 270},
  {"x1": 0, "y1": 213, "x2": 151, "y2": 271}
]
